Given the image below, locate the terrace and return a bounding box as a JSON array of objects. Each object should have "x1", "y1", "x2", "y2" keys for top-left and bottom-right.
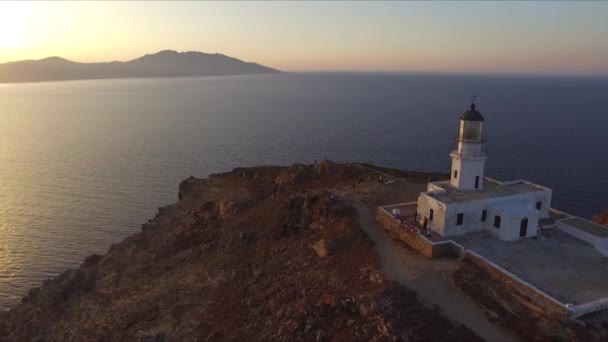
[
  {"x1": 454, "y1": 229, "x2": 608, "y2": 305},
  {"x1": 425, "y1": 179, "x2": 546, "y2": 204}
]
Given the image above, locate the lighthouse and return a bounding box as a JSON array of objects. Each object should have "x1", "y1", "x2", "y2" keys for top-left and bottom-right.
[
  {"x1": 413, "y1": 100, "x2": 551, "y2": 240},
  {"x1": 449, "y1": 101, "x2": 487, "y2": 190}
]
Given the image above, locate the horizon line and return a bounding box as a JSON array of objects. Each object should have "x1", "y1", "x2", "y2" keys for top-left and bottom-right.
[
  {"x1": 2, "y1": 50, "x2": 608, "y2": 79},
  {"x1": 287, "y1": 70, "x2": 608, "y2": 78}
]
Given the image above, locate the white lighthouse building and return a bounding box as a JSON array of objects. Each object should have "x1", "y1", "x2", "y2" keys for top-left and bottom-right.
[
  {"x1": 417, "y1": 101, "x2": 553, "y2": 241},
  {"x1": 449, "y1": 102, "x2": 487, "y2": 191}
]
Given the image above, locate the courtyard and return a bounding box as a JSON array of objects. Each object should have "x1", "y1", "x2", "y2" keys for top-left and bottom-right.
[{"x1": 455, "y1": 229, "x2": 608, "y2": 305}]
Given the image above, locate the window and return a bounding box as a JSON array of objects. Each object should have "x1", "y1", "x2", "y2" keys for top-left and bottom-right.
[
  {"x1": 429, "y1": 209, "x2": 434, "y2": 221},
  {"x1": 494, "y1": 215, "x2": 501, "y2": 228},
  {"x1": 536, "y1": 201, "x2": 542, "y2": 210},
  {"x1": 456, "y1": 213, "x2": 464, "y2": 225},
  {"x1": 481, "y1": 209, "x2": 487, "y2": 222},
  {"x1": 454, "y1": 170, "x2": 458, "y2": 179}
]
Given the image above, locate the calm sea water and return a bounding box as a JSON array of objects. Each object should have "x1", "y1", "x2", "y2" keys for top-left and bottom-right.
[{"x1": 1, "y1": 73, "x2": 607, "y2": 309}]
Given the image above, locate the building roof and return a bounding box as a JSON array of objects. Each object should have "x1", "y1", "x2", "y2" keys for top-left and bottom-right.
[
  {"x1": 425, "y1": 180, "x2": 546, "y2": 204},
  {"x1": 460, "y1": 102, "x2": 485, "y2": 121}
]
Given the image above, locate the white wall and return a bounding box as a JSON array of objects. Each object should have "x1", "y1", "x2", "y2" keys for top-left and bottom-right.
[
  {"x1": 501, "y1": 180, "x2": 553, "y2": 220},
  {"x1": 444, "y1": 200, "x2": 487, "y2": 236},
  {"x1": 485, "y1": 206, "x2": 503, "y2": 239},
  {"x1": 450, "y1": 152, "x2": 486, "y2": 190},
  {"x1": 488, "y1": 208, "x2": 539, "y2": 241},
  {"x1": 417, "y1": 194, "x2": 448, "y2": 235},
  {"x1": 419, "y1": 177, "x2": 552, "y2": 240},
  {"x1": 427, "y1": 182, "x2": 448, "y2": 192},
  {"x1": 457, "y1": 141, "x2": 485, "y2": 155},
  {"x1": 556, "y1": 219, "x2": 608, "y2": 257},
  {"x1": 419, "y1": 186, "x2": 552, "y2": 240}
]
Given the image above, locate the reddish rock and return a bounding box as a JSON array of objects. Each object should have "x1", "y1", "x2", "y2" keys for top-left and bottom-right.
[
  {"x1": 310, "y1": 239, "x2": 332, "y2": 258},
  {"x1": 592, "y1": 211, "x2": 608, "y2": 227},
  {"x1": 0, "y1": 162, "x2": 483, "y2": 342}
]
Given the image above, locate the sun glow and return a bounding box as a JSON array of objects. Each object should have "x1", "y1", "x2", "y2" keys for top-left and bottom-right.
[
  {"x1": 0, "y1": 2, "x2": 33, "y2": 50},
  {"x1": 0, "y1": 2, "x2": 607, "y2": 73}
]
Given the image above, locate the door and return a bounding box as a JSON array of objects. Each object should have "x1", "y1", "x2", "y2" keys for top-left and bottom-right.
[
  {"x1": 475, "y1": 176, "x2": 480, "y2": 189},
  {"x1": 519, "y1": 218, "x2": 528, "y2": 237}
]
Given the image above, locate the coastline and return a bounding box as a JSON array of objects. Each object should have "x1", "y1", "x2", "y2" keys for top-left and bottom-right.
[
  {"x1": 0, "y1": 162, "x2": 481, "y2": 341},
  {"x1": 0, "y1": 162, "x2": 603, "y2": 341}
]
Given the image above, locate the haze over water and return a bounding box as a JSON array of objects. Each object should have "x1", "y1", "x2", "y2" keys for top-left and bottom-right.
[{"x1": 1, "y1": 72, "x2": 607, "y2": 309}]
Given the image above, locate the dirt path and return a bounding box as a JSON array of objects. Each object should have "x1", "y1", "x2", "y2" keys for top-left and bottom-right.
[{"x1": 351, "y1": 200, "x2": 519, "y2": 342}]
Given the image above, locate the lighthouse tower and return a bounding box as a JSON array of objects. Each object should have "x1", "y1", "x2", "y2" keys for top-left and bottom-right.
[{"x1": 449, "y1": 101, "x2": 487, "y2": 190}]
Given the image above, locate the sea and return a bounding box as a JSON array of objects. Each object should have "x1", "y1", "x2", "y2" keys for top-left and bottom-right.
[{"x1": 1, "y1": 72, "x2": 607, "y2": 310}]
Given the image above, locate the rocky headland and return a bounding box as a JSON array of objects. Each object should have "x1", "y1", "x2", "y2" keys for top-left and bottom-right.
[
  {"x1": 0, "y1": 162, "x2": 476, "y2": 341},
  {"x1": 1, "y1": 161, "x2": 605, "y2": 341}
]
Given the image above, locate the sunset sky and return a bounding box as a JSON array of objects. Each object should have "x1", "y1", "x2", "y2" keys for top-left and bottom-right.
[{"x1": 1, "y1": 1, "x2": 607, "y2": 74}]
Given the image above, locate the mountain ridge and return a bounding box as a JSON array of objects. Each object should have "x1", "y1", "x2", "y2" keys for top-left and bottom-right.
[{"x1": 0, "y1": 50, "x2": 281, "y2": 83}]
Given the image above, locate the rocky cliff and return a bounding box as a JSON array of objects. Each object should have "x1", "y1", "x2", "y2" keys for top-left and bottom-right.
[
  {"x1": 0, "y1": 162, "x2": 477, "y2": 341},
  {"x1": 592, "y1": 211, "x2": 608, "y2": 227}
]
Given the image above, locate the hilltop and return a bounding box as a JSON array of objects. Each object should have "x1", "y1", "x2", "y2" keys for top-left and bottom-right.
[
  {"x1": 0, "y1": 50, "x2": 280, "y2": 83},
  {"x1": 1, "y1": 161, "x2": 601, "y2": 341},
  {"x1": 0, "y1": 162, "x2": 477, "y2": 341}
]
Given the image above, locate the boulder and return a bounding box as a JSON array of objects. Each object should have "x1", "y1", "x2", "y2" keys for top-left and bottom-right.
[
  {"x1": 369, "y1": 272, "x2": 383, "y2": 285},
  {"x1": 310, "y1": 239, "x2": 333, "y2": 258},
  {"x1": 592, "y1": 211, "x2": 608, "y2": 227},
  {"x1": 217, "y1": 199, "x2": 241, "y2": 219}
]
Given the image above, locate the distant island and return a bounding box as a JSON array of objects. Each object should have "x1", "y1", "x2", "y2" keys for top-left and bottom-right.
[{"x1": 0, "y1": 50, "x2": 281, "y2": 83}]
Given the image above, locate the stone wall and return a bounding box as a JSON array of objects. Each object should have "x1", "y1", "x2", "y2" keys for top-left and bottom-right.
[
  {"x1": 376, "y1": 205, "x2": 573, "y2": 320},
  {"x1": 556, "y1": 218, "x2": 608, "y2": 257},
  {"x1": 432, "y1": 240, "x2": 464, "y2": 259},
  {"x1": 375, "y1": 207, "x2": 461, "y2": 258},
  {"x1": 571, "y1": 297, "x2": 608, "y2": 319},
  {"x1": 376, "y1": 207, "x2": 433, "y2": 258}
]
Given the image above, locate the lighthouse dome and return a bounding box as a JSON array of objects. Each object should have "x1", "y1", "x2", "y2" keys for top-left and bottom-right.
[{"x1": 461, "y1": 102, "x2": 485, "y2": 121}]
